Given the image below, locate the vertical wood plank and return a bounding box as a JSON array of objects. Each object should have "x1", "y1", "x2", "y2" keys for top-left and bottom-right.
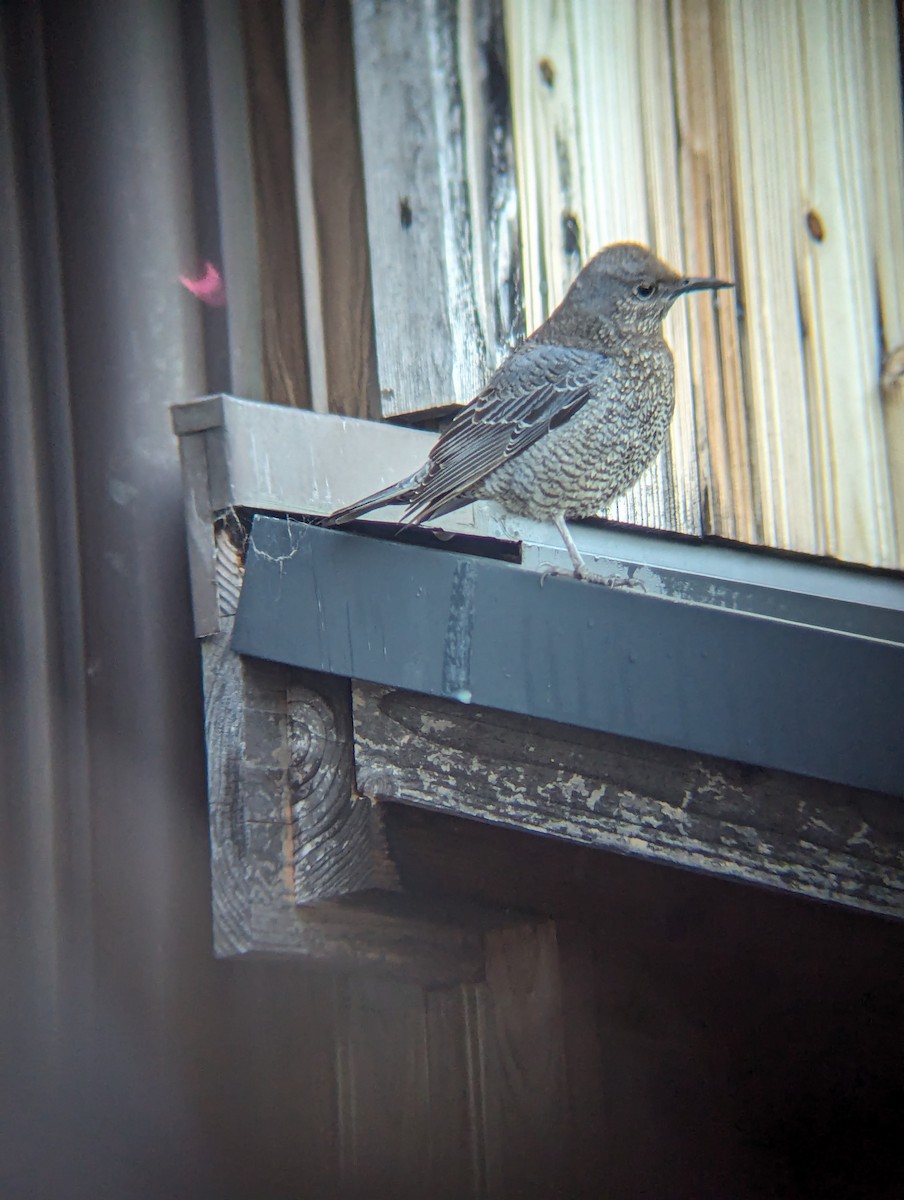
[
  {"x1": 556, "y1": 923, "x2": 608, "y2": 1197},
  {"x1": 351, "y1": 0, "x2": 522, "y2": 420},
  {"x1": 425, "y1": 985, "x2": 484, "y2": 1198},
  {"x1": 293, "y1": 0, "x2": 380, "y2": 420},
  {"x1": 883, "y1": 351, "x2": 904, "y2": 561},
  {"x1": 716, "y1": 0, "x2": 902, "y2": 564},
  {"x1": 636, "y1": 0, "x2": 704, "y2": 536},
  {"x1": 503, "y1": 0, "x2": 584, "y2": 327},
  {"x1": 794, "y1": 0, "x2": 895, "y2": 565},
  {"x1": 283, "y1": 0, "x2": 330, "y2": 413},
  {"x1": 714, "y1": 2, "x2": 821, "y2": 553},
  {"x1": 672, "y1": 0, "x2": 753, "y2": 542},
  {"x1": 241, "y1": 0, "x2": 311, "y2": 408},
  {"x1": 863, "y1": 0, "x2": 904, "y2": 563},
  {"x1": 476, "y1": 921, "x2": 569, "y2": 1199}
]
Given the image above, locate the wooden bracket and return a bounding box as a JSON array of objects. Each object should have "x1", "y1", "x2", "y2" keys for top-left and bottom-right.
[{"x1": 196, "y1": 524, "x2": 510, "y2": 982}]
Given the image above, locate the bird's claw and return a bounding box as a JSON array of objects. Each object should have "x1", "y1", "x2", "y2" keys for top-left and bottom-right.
[{"x1": 539, "y1": 563, "x2": 573, "y2": 587}]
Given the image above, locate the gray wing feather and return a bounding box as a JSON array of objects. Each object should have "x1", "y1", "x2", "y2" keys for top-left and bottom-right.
[{"x1": 404, "y1": 343, "x2": 611, "y2": 524}]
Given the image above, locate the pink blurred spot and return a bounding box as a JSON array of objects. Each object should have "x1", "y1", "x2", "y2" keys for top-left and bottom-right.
[{"x1": 179, "y1": 261, "x2": 226, "y2": 308}]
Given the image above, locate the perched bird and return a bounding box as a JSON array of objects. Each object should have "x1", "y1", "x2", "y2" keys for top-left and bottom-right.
[{"x1": 326, "y1": 242, "x2": 732, "y2": 581}]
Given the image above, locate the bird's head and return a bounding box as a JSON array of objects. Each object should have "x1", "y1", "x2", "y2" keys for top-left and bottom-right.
[{"x1": 546, "y1": 242, "x2": 733, "y2": 343}]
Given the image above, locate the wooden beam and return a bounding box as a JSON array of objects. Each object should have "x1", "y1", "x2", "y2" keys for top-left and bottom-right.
[{"x1": 352, "y1": 681, "x2": 904, "y2": 919}]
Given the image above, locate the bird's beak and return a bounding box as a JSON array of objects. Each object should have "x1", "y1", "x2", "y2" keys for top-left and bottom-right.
[{"x1": 676, "y1": 275, "x2": 734, "y2": 295}]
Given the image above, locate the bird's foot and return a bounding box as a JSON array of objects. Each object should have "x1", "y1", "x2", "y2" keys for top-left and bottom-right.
[
  {"x1": 575, "y1": 565, "x2": 646, "y2": 590},
  {"x1": 539, "y1": 562, "x2": 646, "y2": 590}
]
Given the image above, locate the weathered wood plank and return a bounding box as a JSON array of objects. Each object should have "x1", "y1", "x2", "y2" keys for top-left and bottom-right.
[
  {"x1": 718, "y1": 1, "x2": 818, "y2": 554},
  {"x1": 352, "y1": 682, "x2": 904, "y2": 919},
  {"x1": 351, "y1": 0, "x2": 522, "y2": 419}
]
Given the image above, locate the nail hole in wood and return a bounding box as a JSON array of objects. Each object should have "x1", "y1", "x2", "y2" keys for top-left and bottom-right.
[{"x1": 806, "y1": 209, "x2": 825, "y2": 242}]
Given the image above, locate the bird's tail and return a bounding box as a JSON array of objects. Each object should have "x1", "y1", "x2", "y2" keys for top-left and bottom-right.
[{"x1": 323, "y1": 475, "x2": 416, "y2": 526}]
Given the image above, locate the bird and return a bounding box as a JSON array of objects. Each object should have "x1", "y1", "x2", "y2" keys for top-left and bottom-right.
[{"x1": 325, "y1": 242, "x2": 732, "y2": 582}]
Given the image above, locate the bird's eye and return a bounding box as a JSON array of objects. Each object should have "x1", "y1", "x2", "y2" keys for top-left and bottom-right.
[{"x1": 634, "y1": 283, "x2": 656, "y2": 300}]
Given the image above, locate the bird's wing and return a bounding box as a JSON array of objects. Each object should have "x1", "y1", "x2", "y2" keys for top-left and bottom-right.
[{"x1": 404, "y1": 343, "x2": 611, "y2": 523}]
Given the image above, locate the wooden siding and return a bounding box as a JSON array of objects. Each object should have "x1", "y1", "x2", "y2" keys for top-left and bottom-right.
[
  {"x1": 503, "y1": 0, "x2": 904, "y2": 565},
  {"x1": 345, "y1": 0, "x2": 904, "y2": 566}
]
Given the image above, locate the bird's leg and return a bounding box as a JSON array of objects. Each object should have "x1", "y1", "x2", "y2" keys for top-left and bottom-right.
[
  {"x1": 555, "y1": 515, "x2": 588, "y2": 575},
  {"x1": 538, "y1": 515, "x2": 645, "y2": 590}
]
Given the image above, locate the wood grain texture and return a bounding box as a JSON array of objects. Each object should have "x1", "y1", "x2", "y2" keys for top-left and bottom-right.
[
  {"x1": 672, "y1": 0, "x2": 753, "y2": 543},
  {"x1": 179, "y1": 435, "x2": 488, "y2": 980},
  {"x1": 883, "y1": 348, "x2": 904, "y2": 563},
  {"x1": 723, "y1": 0, "x2": 895, "y2": 564},
  {"x1": 352, "y1": 682, "x2": 904, "y2": 919},
  {"x1": 202, "y1": 609, "x2": 486, "y2": 980},
  {"x1": 864, "y1": 0, "x2": 904, "y2": 563},
  {"x1": 351, "y1": 0, "x2": 522, "y2": 419},
  {"x1": 720, "y1": 0, "x2": 819, "y2": 553}
]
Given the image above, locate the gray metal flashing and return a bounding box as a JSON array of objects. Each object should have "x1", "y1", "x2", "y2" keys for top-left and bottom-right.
[
  {"x1": 232, "y1": 515, "x2": 904, "y2": 798},
  {"x1": 172, "y1": 395, "x2": 904, "y2": 794},
  {"x1": 170, "y1": 394, "x2": 904, "y2": 622}
]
